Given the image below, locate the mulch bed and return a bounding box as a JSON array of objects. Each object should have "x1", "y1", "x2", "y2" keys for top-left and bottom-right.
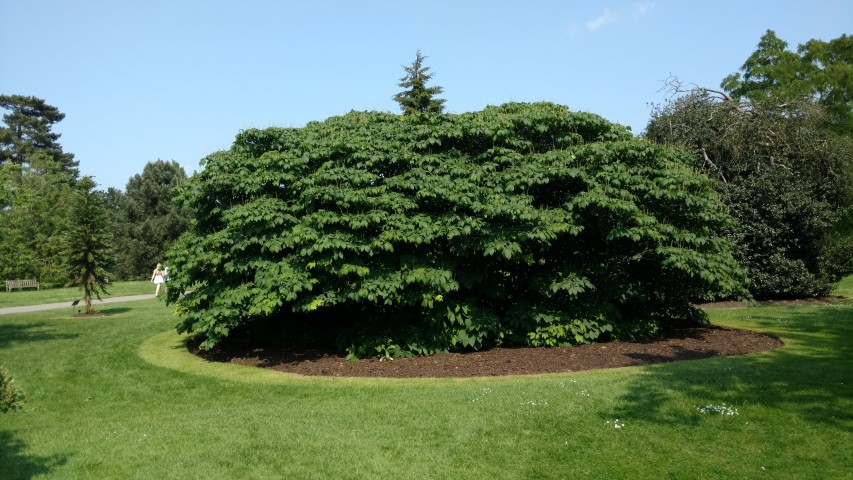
[{"x1": 190, "y1": 325, "x2": 783, "y2": 378}]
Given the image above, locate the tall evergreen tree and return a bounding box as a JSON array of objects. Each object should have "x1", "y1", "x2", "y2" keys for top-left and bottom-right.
[
  {"x1": 0, "y1": 170, "x2": 75, "y2": 284},
  {"x1": 110, "y1": 160, "x2": 189, "y2": 279},
  {"x1": 103, "y1": 187, "x2": 132, "y2": 278},
  {"x1": 0, "y1": 95, "x2": 78, "y2": 284},
  {"x1": 64, "y1": 177, "x2": 112, "y2": 314},
  {"x1": 393, "y1": 51, "x2": 446, "y2": 115},
  {"x1": 0, "y1": 95, "x2": 78, "y2": 176}
]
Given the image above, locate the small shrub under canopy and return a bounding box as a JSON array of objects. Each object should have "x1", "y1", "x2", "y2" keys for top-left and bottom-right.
[
  {"x1": 167, "y1": 102, "x2": 745, "y2": 357},
  {"x1": 0, "y1": 366, "x2": 26, "y2": 413}
]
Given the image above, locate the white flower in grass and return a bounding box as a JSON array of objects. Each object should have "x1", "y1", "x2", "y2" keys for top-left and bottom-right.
[
  {"x1": 471, "y1": 387, "x2": 493, "y2": 402},
  {"x1": 606, "y1": 419, "x2": 625, "y2": 429},
  {"x1": 696, "y1": 403, "x2": 739, "y2": 415}
]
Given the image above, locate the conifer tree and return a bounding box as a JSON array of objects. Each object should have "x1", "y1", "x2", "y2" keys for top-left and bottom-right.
[
  {"x1": 65, "y1": 177, "x2": 113, "y2": 314},
  {"x1": 0, "y1": 95, "x2": 78, "y2": 176},
  {"x1": 0, "y1": 95, "x2": 78, "y2": 283},
  {"x1": 393, "y1": 50, "x2": 446, "y2": 115}
]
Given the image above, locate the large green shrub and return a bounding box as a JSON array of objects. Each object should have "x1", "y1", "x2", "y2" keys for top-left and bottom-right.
[{"x1": 167, "y1": 103, "x2": 745, "y2": 357}]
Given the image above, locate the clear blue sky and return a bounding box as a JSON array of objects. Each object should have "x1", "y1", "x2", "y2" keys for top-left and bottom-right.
[{"x1": 1, "y1": 0, "x2": 850, "y2": 190}]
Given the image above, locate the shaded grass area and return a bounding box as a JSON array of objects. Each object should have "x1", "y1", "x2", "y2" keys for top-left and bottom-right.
[
  {"x1": 0, "y1": 281, "x2": 153, "y2": 308},
  {"x1": 0, "y1": 281, "x2": 851, "y2": 479}
]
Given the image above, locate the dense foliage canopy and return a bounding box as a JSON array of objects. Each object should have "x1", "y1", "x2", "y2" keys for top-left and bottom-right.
[
  {"x1": 646, "y1": 31, "x2": 853, "y2": 299},
  {"x1": 167, "y1": 102, "x2": 745, "y2": 357},
  {"x1": 107, "y1": 160, "x2": 190, "y2": 279},
  {"x1": 0, "y1": 95, "x2": 79, "y2": 285},
  {"x1": 1, "y1": 95, "x2": 189, "y2": 285},
  {"x1": 722, "y1": 30, "x2": 852, "y2": 135}
]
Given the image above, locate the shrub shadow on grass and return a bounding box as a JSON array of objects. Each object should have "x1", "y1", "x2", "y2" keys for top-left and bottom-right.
[
  {"x1": 0, "y1": 323, "x2": 79, "y2": 349},
  {"x1": 0, "y1": 430, "x2": 68, "y2": 480},
  {"x1": 99, "y1": 307, "x2": 133, "y2": 315},
  {"x1": 623, "y1": 344, "x2": 724, "y2": 365},
  {"x1": 610, "y1": 304, "x2": 853, "y2": 431}
]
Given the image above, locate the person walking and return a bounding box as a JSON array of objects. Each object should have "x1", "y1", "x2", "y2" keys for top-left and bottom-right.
[{"x1": 151, "y1": 263, "x2": 166, "y2": 297}]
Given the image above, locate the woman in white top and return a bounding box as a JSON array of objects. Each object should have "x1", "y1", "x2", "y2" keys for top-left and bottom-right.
[{"x1": 151, "y1": 263, "x2": 166, "y2": 297}]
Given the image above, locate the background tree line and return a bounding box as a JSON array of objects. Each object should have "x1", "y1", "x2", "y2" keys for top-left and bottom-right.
[
  {"x1": 0, "y1": 95, "x2": 190, "y2": 287},
  {"x1": 645, "y1": 30, "x2": 853, "y2": 298},
  {"x1": 2, "y1": 29, "x2": 851, "y2": 311}
]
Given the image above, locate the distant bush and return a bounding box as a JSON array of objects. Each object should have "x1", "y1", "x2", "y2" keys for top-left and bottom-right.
[
  {"x1": 167, "y1": 102, "x2": 746, "y2": 357},
  {"x1": 646, "y1": 92, "x2": 853, "y2": 298},
  {"x1": 0, "y1": 366, "x2": 27, "y2": 413}
]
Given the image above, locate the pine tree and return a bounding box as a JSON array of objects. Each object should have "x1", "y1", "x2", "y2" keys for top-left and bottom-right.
[
  {"x1": 393, "y1": 50, "x2": 446, "y2": 115},
  {"x1": 0, "y1": 95, "x2": 78, "y2": 176},
  {"x1": 64, "y1": 177, "x2": 113, "y2": 314},
  {"x1": 0, "y1": 95, "x2": 79, "y2": 284}
]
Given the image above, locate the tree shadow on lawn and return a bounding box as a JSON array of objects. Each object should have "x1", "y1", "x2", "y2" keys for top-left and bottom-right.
[
  {"x1": 0, "y1": 322, "x2": 79, "y2": 349},
  {"x1": 610, "y1": 304, "x2": 853, "y2": 432},
  {"x1": 623, "y1": 344, "x2": 724, "y2": 365},
  {"x1": 97, "y1": 307, "x2": 133, "y2": 315},
  {"x1": 70, "y1": 307, "x2": 133, "y2": 317},
  {"x1": 0, "y1": 429, "x2": 68, "y2": 480}
]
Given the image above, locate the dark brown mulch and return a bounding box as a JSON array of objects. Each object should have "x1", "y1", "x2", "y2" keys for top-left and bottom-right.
[{"x1": 190, "y1": 325, "x2": 783, "y2": 378}]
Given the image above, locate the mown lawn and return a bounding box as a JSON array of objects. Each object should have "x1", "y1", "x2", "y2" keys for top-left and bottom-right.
[{"x1": 0, "y1": 282, "x2": 850, "y2": 479}]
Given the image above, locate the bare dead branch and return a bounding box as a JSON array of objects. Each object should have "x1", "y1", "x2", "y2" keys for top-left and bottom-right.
[
  {"x1": 701, "y1": 148, "x2": 727, "y2": 184},
  {"x1": 659, "y1": 74, "x2": 745, "y2": 109}
]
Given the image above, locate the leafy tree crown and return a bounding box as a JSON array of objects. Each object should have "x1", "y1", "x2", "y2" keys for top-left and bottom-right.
[
  {"x1": 166, "y1": 102, "x2": 746, "y2": 356},
  {"x1": 722, "y1": 30, "x2": 852, "y2": 134}
]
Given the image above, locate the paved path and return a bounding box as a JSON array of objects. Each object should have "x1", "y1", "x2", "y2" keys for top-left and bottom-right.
[{"x1": 0, "y1": 294, "x2": 157, "y2": 315}]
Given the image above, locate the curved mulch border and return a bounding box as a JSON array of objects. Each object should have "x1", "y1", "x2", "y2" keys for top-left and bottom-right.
[{"x1": 191, "y1": 325, "x2": 783, "y2": 378}]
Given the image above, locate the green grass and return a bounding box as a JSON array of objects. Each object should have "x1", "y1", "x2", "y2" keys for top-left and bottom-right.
[
  {"x1": 0, "y1": 281, "x2": 153, "y2": 308},
  {"x1": 0, "y1": 279, "x2": 851, "y2": 479}
]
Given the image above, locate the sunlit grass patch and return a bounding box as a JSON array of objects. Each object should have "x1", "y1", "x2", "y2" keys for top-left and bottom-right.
[{"x1": 1, "y1": 279, "x2": 851, "y2": 479}]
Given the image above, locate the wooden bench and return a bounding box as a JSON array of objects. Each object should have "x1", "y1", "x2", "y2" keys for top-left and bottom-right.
[{"x1": 5, "y1": 279, "x2": 40, "y2": 292}]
